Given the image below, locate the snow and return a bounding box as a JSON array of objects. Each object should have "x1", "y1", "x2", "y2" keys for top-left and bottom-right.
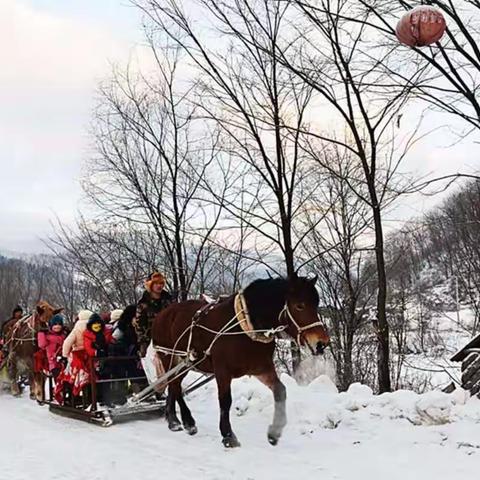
[{"x1": 1, "y1": 374, "x2": 480, "y2": 480}]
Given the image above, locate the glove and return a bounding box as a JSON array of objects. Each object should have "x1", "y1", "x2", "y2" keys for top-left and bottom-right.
[{"x1": 57, "y1": 356, "x2": 68, "y2": 367}]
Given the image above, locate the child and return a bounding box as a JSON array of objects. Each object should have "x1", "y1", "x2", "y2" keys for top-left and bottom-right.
[
  {"x1": 83, "y1": 313, "x2": 114, "y2": 405},
  {"x1": 62, "y1": 309, "x2": 93, "y2": 358},
  {"x1": 83, "y1": 313, "x2": 113, "y2": 358},
  {"x1": 37, "y1": 314, "x2": 67, "y2": 378}
]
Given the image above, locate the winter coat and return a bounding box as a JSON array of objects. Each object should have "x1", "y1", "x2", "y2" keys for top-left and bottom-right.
[
  {"x1": 133, "y1": 290, "x2": 173, "y2": 348},
  {"x1": 62, "y1": 320, "x2": 88, "y2": 357},
  {"x1": 83, "y1": 327, "x2": 113, "y2": 358},
  {"x1": 37, "y1": 329, "x2": 67, "y2": 371}
]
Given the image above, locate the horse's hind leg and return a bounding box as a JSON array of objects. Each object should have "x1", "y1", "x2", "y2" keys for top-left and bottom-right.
[
  {"x1": 257, "y1": 368, "x2": 287, "y2": 446},
  {"x1": 216, "y1": 371, "x2": 240, "y2": 448},
  {"x1": 168, "y1": 374, "x2": 197, "y2": 435},
  {"x1": 175, "y1": 375, "x2": 197, "y2": 435},
  {"x1": 166, "y1": 379, "x2": 183, "y2": 432},
  {"x1": 7, "y1": 359, "x2": 20, "y2": 396},
  {"x1": 159, "y1": 356, "x2": 183, "y2": 432}
]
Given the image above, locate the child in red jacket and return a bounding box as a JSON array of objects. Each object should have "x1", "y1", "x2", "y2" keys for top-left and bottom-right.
[
  {"x1": 83, "y1": 313, "x2": 113, "y2": 358},
  {"x1": 83, "y1": 313, "x2": 114, "y2": 405}
]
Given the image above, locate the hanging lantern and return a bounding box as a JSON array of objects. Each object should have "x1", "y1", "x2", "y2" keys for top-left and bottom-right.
[{"x1": 395, "y1": 6, "x2": 446, "y2": 47}]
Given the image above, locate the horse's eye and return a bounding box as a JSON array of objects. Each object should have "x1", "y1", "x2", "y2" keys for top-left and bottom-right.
[{"x1": 295, "y1": 303, "x2": 305, "y2": 311}]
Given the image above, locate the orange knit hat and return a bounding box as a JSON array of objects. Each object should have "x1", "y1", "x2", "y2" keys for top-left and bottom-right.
[{"x1": 145, "y1": 272, "x2": 166, "y2": 292}]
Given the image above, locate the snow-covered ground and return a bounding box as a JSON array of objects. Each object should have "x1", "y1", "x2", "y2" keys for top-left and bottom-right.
[{"x1": 1, "y1": 373, "x2": 480, "y2": 480}]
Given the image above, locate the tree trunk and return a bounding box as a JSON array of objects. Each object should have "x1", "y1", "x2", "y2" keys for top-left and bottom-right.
[{"x1": 372, "y1": 204, "x2": 391, "y2": 393}]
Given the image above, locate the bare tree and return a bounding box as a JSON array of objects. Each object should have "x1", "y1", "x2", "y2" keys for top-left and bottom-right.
[
  {"x1": 301, "y1": 148, "x2": 375, "y2": 390},
  {"x1": 84, "y1": 41, "x2": 225, "y2": 300},
  {"x1": 268, "y1": 0, "x2": 428, "y2": 392},
  {"x1": 0, "y1": 254, "x2": 82, "y2": 324},
  {"x1": 134, "y1": 0, "x2": 326, "y2": 276},
  {"x1": 50, "y1": 218, "x2": 165, "y2": 308},
  {"x1": 355, "y1": 0, "x2": 480, "y2": 134}
]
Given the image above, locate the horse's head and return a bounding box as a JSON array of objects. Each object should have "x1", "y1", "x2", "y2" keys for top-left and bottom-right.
[
  {"x1": 282, "y1": 275, "x2": 330, "y2": 355},
  {"x1": 36, "y1": 301, "x2": 63, "y2": 327}
]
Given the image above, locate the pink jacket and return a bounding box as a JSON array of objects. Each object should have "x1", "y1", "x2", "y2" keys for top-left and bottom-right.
[
  {"x1": 38, "y1": 330, "x2": 66, "y2": 371},
  {"x1": 62, "y1": 320, "x2": 88, "y2": 357}
]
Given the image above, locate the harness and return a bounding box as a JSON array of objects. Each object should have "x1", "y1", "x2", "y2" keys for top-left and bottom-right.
[
  {"x1": 4, "y1": 315, "x2": 36, "y2": 346},
  {"x1": 278, "y1": 303, "x2": 325, "y2": 349},
  {"x1": 153, "y1": 292, "x2": 325, "y2": 363},
  {"x1": 234, "y1": 292, "x2": 277, "y2": 343},
  {"x1": 1, "y1": 314, "x2": 40, "y2": 369}
]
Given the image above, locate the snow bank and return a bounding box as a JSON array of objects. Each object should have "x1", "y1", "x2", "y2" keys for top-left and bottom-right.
[{"x1": 213, "y1": 374, "x2": 480, "y2": 434}]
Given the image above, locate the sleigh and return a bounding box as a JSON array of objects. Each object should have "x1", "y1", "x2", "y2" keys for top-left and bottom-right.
[{"x1": 43, "y1": 354, "x2": 213, "y2": 427}]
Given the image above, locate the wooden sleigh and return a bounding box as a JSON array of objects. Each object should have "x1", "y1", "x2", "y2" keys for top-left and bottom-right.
[{"x1": 43, "y1": 355, "x2": 214, "y2": 427}]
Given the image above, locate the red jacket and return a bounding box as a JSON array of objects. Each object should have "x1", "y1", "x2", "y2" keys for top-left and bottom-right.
[
  {"x1": 83, "y1": 328, "x2": 113, "y2": 357},
  {"x1": 38, "y1": 329, "x2": 67, "y2": 371}
]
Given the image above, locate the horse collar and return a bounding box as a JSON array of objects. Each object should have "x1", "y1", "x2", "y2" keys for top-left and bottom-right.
[{"x1": 234, "y1": 292, "x2": 274, "y2": 344}]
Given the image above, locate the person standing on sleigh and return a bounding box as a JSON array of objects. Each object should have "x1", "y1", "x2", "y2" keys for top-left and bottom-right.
[{"x1": 134, "y1": 272, "x2": 173, "y2": 358}]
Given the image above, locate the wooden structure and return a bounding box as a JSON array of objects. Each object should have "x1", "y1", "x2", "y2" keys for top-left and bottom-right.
[
  {"x1": 451, "y1": 333, "x2": 480, "y2": 397},
  {"x1": 43, "y1": 355, "x2": 213, "y2": 427}
]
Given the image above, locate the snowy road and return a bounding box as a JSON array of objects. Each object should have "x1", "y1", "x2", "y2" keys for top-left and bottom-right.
[{"x1": 1, "y1": 376, "x2": 480, "y2": 480}]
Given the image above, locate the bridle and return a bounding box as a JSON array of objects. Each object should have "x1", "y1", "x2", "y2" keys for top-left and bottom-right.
[{"x1": 278, "y1": 302, "x2": 326, "y2": 351}]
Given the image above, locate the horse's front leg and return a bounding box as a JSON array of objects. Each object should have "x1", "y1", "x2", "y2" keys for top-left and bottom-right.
[
  {"x1": 257, "y1": 369, "x2": 287, "y2": 446},
  {"x1": 29, "y1": 371, "x2": 37, "y2": 400},
  {"x1": 33, "y1": 371, "x2": 45, "y2": 403},
  {"x1": 215, "y1": 371, "x2": 240, "y2": 448},
  {"x1": 175, "y1": 373, "x2": 197, "y2": 435}
]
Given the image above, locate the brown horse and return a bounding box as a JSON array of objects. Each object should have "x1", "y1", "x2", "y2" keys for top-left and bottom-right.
[
  {"x1": 151, "y1": 276, "x2": 330, "y2": 447},
  {"x1": 2, "y1": 301, "x2": 62, "y2": 399}
]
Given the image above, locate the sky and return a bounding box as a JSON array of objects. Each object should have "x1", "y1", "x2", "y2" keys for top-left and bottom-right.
[
  {"x1": 1, "y1": 0, "x2": 143, "y2": 253},
  {"x1": 1, "y1": 0, "x2": 479, "y2": 254}
]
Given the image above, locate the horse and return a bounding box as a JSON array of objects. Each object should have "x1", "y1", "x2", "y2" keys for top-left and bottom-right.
[
  {"x1": 2, "y1": 301, "x2": 63, "y2": 399},
  {"x1": 151, "y1": 275, "x2": 330, "y2": 448}
]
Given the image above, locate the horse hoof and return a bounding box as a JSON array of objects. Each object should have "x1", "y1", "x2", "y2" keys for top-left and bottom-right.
[
  {"x1": 268, "y1": 435, "x2": 279, "y2": 446},
  {"x1": 169, "y1": 422, "x2": 183, "y2": 432},
  {"x1": 222, "y1": 435, "x2": 241, "y2": 448},
  {"x1": 185, "y1": 425, "x2": 198, "y2": 436}
]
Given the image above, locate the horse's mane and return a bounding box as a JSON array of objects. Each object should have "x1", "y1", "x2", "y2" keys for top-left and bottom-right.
[{"x1": 242, "y1": 278, "x2": 289, "y2": 330}]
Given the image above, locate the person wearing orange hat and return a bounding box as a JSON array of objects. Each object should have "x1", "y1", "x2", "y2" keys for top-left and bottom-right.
[{"x1": 134, "y1": 272, "x2": 173, "y2": 357}]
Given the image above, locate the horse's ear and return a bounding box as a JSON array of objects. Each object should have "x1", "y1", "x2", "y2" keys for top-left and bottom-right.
[
  {"x1": 53, "y1": 308, "x2": 64, "y2": 315},
  {"x1": 36, "y1": 305, "x2": 44, "y2": 315}
]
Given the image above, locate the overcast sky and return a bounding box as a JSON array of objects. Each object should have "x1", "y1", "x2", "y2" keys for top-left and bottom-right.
[
  {"x1": 2, "y1": 0, "x2": 480, "y2": 254},
  {"x1": 1, "y1": 0, "x2": 143, "y2": 253}
]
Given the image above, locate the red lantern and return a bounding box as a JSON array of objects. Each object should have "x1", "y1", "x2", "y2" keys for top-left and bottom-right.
[{"x1": 396, "y1": 6, "x2": 446, "y2": 47}]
